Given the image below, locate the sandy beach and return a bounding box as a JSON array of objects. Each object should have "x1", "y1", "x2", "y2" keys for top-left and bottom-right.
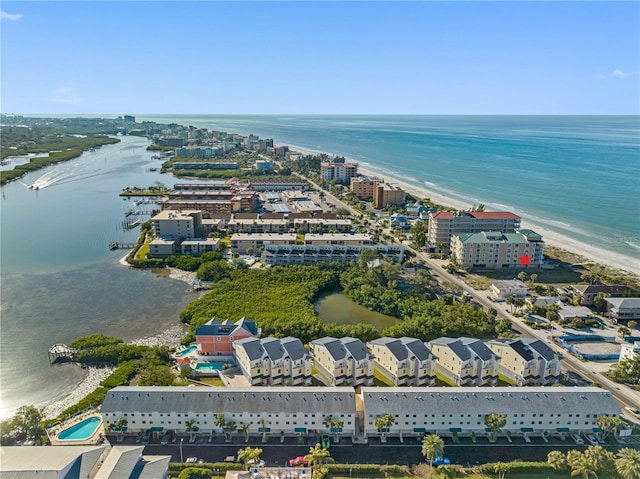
[{"x1": 286, "y1": 144, "x2": 640, "y2": 278}]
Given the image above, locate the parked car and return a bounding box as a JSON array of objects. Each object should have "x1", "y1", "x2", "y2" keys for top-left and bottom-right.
[
  {"x1": 141, "y1": 434, "x2": 150, "y2": 445},
  {"x1": 289, "y1": 456, "x2": 309, "y2": 467},
  {"x1": 426, "y1": 456, "x2": 450, "y2": 466},
  {"x1": 161, "y1": 433, "x2": 170, "y2": 445},
  {"x1": 586, "y1": 434, "x2": 599, "y2": 446},
  {"x1": 571, "y1": 433, "x2": 585, "y2": 445},
  {"x1": 321, "y1": 433, "x2": 330, "y2": 449},
  {"x1": 625, "y1": 406, "x2": 640, "y2": 420},
  {"x1": 186, "y1": 457, "x2": 199, "y2": 463}
]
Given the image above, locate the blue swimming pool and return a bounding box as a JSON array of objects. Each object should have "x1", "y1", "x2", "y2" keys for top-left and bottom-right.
[
  {"x1": 57, "y1": 416, "x2": 102, "y2": 441},
  {"x1": 175, "y1": 345, "x2": 198, "y2": 357},
  {"x1": 194, "y1": 362, "x2": 224, "y2": 371}
]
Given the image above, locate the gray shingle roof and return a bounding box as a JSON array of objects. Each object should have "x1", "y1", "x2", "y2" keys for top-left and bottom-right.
[
  {"x1": 361, "y1": 387, "x2": 619, "y2": 417},
  {"x1": 262, "y1": 337, "x2": 286, "y2": 361},
  {"x1": 311, "y1": 337, "x2": 347, "y2": 361},
  {"x1": 369, "y1": 337, "x2": 408, "y2": 361},
  {"x1": 341, "y1": 337, "x2": 372, "y2": 361},
  {"x1": 280, "y1": 337, "x2": 310, "y2": 361},
  {"x1": 400, "y1": 338, "x2": 433, "y2": 361},
  {"x1": 234, "y1": 337, "x2": 264, "y2": 361},
  {"x1": 102, "y1": 387, "x2": 356, "y2": 416},
  {"x1": 524, "y1": 338, "x2": 558, "y2": 361}
]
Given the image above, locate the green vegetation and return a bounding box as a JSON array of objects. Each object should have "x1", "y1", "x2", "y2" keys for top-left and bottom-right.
[
  {"x1": 608, "y1": 354, "x2": 640, "y2": 386},
  {"x1": 1, "y1": 135, "x2": 119, "y2": 185}
]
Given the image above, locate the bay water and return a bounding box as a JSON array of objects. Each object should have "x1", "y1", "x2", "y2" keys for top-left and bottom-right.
[{"x1": 0, "y1": 136, "x2": 199, "y2": 419}]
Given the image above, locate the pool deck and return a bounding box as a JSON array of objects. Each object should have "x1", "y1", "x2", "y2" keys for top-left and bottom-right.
[{"x1": 47, "y1": 410, "x2": 105, "y2": 446}]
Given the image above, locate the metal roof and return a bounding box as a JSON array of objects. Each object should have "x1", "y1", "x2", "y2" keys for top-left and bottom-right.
[{"x1": 0, "y1": 446, "x2": 105, "y2": 479}]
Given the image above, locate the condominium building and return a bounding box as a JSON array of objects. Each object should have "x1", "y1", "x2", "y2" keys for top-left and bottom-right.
[
  {"x1": 373, "y1": 182, "x2": 405, "y2": 209},
  {"x1": 233, "y1": 337, "x2": 312, "y2": 386},
  {"x1": 620, "y1": 341, "x2": 640, "y2": 362},
  {"x1": 227, "y1": 218, "x2": 290, "y2": 234},
  {"x1": 248, "y1": 178, "x2": 310, "y2": 191},
  {"x1": 180, "y1": 238, "x2": 219, "y2": 256},
  {"x1": 321, "y1": 162, "x2": 358, "y2": 183},
  {"x1": 427, "y1": 210, "x2": 521, "y2": 249},
  {"x1": 195, "y1": 317, "x2": 260, "y2": 358},
  {"x1": 361, "y1": 386, "x2": 619, "y2": 439},
  {"x1": 310, "y1": 337, "x2": 374, "y2": 386},
  {"x1": 151, "y1": 210, "x2": 203, "y2": 240},
  {"x1": 100, "y1": 386, "x2": 619, "y2": 440},
  {"x1": 230, "y1": 233, "x2": 297, "y2": 254},
  {"x1": 450, "y1": 229, "x2": 545, "y2": 270},
  {"x1": 293, "y1": 218, "x2": 353, "y2": 233},
  {"x1": 367, "y1": 337, "x2": 437, "y2": 386},
  {"x1": 102, "y1": 386, "x2": 358, "y2": 438},
  {"x1": 487, "y1": 338, "x2": 562, "y2": 386},
  {"x1": 350, "y1": 177, "x2": 381, "y2": 200},
  {"x1": 304, "y1": 233, "x2": 373, "y2": 246},
  {"x1": 429, "y1": 337, "x2": 499, "y2": 386},
  {"x1": 148, "y1": 238, "x2": 178, "y2": 258},
  {"x1": 261, "y1": 244, "x2": 404, "y2": 266},
  {"x1": 173, "y1": 161, "x2": 238, "y2": 170}
]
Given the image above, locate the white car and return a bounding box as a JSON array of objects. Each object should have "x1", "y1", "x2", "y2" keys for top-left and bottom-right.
[
  {"x1": 186, "y1": 457, "x2": 199, "y2": 463},
  {"x1": 586, "y1": 434, "x2": 599, "y2": 445},
  {"x1": 571, "y1": 433, "x2": 584, "y2": 445}
]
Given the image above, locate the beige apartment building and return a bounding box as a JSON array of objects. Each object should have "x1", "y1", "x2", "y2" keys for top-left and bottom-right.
[
  {"x1": 427, "y1": 210, "x2": 521, "y2": 250},
  {"x1": 429, "y1": 337, "x2": 499, "y2": 386},
  {"x1": 227, "y1": 218, "x2": 290, "y2": 234},
  {"x1": 152, "y1": 210, "x2": 203, "y2": 239},
  {"x1": 320, "y1": 162, "x2": 358, "y2": 183},
  {"x1": 367, "y1": 337, "x2": 437, "y2": 386},
  {"x1": 450, "y1": 229, "x2": 545, "y2": 270},
  {"x1": 230, "y1": 233, "x2": 297, "y2": 253},
  {"x1": 233, "y1": 337, "x2": 312, "y2": 386},
  {"x1": 350, "y1": 177, "x2": 381, "y2": 200},
  {"x1": 373, "y1": 182, "x2": 405, "y2": 209},
  {"x1": 310, "y1": 337, "x2": 374, "y2": 386},
  {"x1": 487, "y1": 338, "x2": 562, "y2": 386}
]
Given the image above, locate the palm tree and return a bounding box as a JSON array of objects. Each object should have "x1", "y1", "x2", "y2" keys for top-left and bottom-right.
[
  {"x1": 597, "y1": 415, "x2": 622, "y2": 441},
  {"x1": 569, "y1": 454, "x2": 598, "y2": 479},
  {"x1": 237, "y1": 446, "x2": 263, "y2": 470},
  {"x1": 615, "y1": 447, "x2": 640, "y2": 479},
  {"x1": 628, "y1": 320, "x2": 638, "y2": 334},
  {"x1": 493, "y1": 462, "x2": 509, "y2": 479},
  {"x1": 239, "y1": 423, "x2": 250, "y2": 443},
  {"x1": 437, "y1": 465, "x2": 459, "y2": 479},
  {"x1": 421, "y1": 434, "x2": 445, "y2": 477},
  {"x1": 260, "y1": 418, "x2": 269, "y2": 443},
  {"x1": 484, "y1": 413, "x2": 507, "y2": 442},
  {"x1": 373, "y1": 414, "x2": 395, "y2": 441},
  {"x1": 114, "y1": 417, "x2": 128, "y2": 442},
  {"x1": 185, "y1": 419, "x2": 198, "y2": 442},
  {"x1": 548, "y1": 450, "x2": 567, "y2": 472},
  {"x1": 307, "y1": 442, "x2": 334, "y2": 479},
  {"x1": 214, "y1": 414, "x2": 227, "y2": 434}
]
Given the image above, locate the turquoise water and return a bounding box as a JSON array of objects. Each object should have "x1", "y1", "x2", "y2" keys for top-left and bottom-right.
[
  {"x1": 194, "y1": 362, "x2": 224, "y2": 371},
  {"x1": 138, "y1": 115, "x2": 640, "y2": 264},
  {"x1": 175, "y1": 345, "x2": 198, "y2": 357},
  {"x1": 57, "y1": 416, "x2": 101, "y2": 440}
]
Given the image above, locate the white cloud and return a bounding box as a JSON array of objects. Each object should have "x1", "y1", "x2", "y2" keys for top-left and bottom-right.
[
  {"x1": 50, "y1": 87, "x2": 82, "y2": 105},
  {"x1": 602, "y1": 69, "x2": 638, "y2": 79},
  {"x1": 1, "y1": 11, "x2": 23, "y2": 21}
]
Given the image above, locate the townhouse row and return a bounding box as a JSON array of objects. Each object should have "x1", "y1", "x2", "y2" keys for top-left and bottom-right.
[
  {"x1": 101, "y1": 385, "x2": 620, "y2": 439},
  {"x1": 186, "y1": 318, "x2": 562, "y2": 387}
]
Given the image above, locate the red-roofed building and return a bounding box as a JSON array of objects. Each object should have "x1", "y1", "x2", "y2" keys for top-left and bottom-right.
[{"x1": 427, "y1": 210, "x2": 521, "y2": 251}]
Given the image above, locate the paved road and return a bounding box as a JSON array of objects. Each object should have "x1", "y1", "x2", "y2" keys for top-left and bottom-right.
[{"x1": 112, "y1": 434, "x2": 627, "y2": 467}]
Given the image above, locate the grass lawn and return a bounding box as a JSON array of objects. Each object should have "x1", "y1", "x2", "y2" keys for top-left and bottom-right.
[
  {"x1": 435, "y1": 372, "x2": 458, "y2": 387},
  {"x1": 135, "y1": 240, "x2": 150, "y2": 260},
  {"x1": 373, "y1": 370, "x2": 394, "y2": 387},
  {"x1": 196, "y1": 377, "x2": 225, "y2": 387}
]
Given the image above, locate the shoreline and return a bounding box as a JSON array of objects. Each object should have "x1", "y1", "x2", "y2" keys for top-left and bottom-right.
[{"x1": 285, "y1": 143, "x2": 640, "y2": 279}]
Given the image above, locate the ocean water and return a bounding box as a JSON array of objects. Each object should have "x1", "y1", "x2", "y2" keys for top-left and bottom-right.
[{"x1": 139, "y1": 115, "x2": 640, "y2": 263}]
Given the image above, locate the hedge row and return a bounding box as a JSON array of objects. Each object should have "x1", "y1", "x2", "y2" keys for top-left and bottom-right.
[{"x1": 476, "y1": 461, "x2": 556, "y2": 474}]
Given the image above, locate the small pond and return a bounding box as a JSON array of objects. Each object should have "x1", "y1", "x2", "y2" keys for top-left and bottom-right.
[{"x1": 315, "y1": 293, "x2": 399, "y2": 331}]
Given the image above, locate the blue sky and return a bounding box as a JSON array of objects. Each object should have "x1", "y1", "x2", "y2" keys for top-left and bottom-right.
[{"x1": 1, "y1": 1, "x2": 638, "y2": 114}]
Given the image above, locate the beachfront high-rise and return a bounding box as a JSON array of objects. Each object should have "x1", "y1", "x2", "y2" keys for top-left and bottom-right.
[
  {"x1": 450, "y1": 229, "x2": 545, "y2": 270},
  {"x1": 427, "y1": 210, "x2": 521, "y2": 251},
  {"x1": 321, "y1": 161, "x2": 358, "y2": 183}
]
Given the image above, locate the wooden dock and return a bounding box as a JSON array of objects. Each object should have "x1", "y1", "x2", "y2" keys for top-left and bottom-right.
[
  {"x1": 48, "y1": 344, "x2": 78, "y2": 364},
  {"x1": 109, "y1": 242, "x2": 137, "y2": 250}
]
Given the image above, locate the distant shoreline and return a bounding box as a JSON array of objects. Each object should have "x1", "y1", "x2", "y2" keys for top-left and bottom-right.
[{"x1": 284, "y1": 142, "x2": 640, "y2": 279}]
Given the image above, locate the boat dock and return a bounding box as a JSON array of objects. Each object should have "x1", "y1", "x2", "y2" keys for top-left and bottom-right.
[
  {"x1": 109, "y1": 242, "x2": 137, "y2": 250},
  {"x1": 48, "y1": 344, "x2": 78, "y2": 364}
]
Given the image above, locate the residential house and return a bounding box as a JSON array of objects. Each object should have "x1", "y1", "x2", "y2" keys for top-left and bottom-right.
[
  {"x1": 310, "y1": 337, "x2": 374, "y2": 386},
  {"x1": 367, "y1": 337, "x2": 436, "y2": 386},
  {"x1": 490, "y1": 280, "x2": 528, "y2": 299},
  {"x1": 429, "y1": 337, "x2": 499, "y2": 386},
  {"x1": 487, "y1": 338, "x2": 562, "y2": 386},
  {"x1": 605, "y1": 298, "x2": 640, "y2": 323},
  {"x1": 557, "y1": 305, "x2": 595, "y2": 323},
  {"x1": 195, "y1": 317, "x2": 260, "y2": 359},
  {"x1": 571, "y1": 284, "x2": 634, "y2": 306}
]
